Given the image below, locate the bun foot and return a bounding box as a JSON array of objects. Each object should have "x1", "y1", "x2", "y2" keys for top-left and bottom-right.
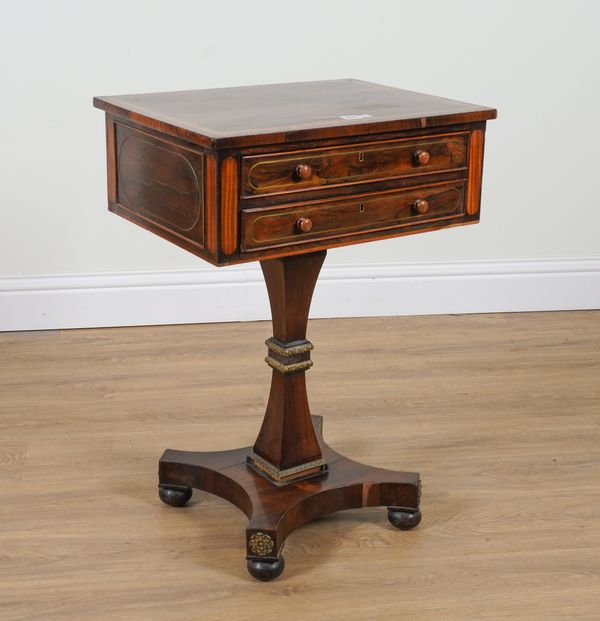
[
  {"x1": 158, "y1": 484, "x2": 192, "y2": 507},
  {"x1": 387, "y1": 507, "x2": 422, "y2": 530},
  {"x1": 247, "y1": 556, "x2": 285, "y2": 582}
]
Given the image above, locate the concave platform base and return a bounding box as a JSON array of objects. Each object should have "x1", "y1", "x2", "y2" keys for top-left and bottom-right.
[{"x1": 159, "y1": 416, "x2": 421, "y2": 581}]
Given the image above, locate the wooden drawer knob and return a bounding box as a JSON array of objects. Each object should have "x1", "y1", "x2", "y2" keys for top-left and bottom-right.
[
  {"x1": 414, "y1": 199, "x2": 429, "y2": 214},
  {"x1": 295, "y1": 163, "x2": 312, "y2": 180},
  {"x1": 296, "y1": 217, "x2": 313, "y2": 233},
  {"x1": 413, "y1": 150, "x2": 431, "y2": 165}
]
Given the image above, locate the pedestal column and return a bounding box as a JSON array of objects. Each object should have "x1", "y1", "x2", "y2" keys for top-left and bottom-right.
[{"x1": 248, "y1": 250, "x2": 327, "y2": 484}]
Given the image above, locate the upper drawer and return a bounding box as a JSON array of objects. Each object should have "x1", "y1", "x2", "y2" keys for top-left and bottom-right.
[{"x1": 242, "y1": 132, "x2": 468, "y2": 198}]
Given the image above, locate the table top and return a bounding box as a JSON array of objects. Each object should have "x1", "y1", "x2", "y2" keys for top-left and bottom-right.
[{"x1": 94, "y1": 79, "x2": 496, "y2": 149}]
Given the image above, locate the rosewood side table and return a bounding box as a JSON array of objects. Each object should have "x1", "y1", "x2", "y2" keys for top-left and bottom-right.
[{"x1": 94, "y1": 80, "x2": 496, "y2": 581}]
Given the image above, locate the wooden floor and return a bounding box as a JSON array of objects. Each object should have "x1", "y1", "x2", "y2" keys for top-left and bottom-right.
[{"x1": 1, "y1": 312, "x2": 599, "y2": 620}]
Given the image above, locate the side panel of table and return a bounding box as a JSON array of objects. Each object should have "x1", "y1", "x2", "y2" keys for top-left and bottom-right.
[{"x1": 103, "y1": 115, "x2": 220, "y2": 265}]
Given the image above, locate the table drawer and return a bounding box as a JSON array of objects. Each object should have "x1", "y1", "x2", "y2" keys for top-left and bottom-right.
[
  {"x1": 242, "y1": 132, "x2": 468, "y2": 198},
  {"x1": 241, "y1": 180, "x2": 465, "y2": 252}
]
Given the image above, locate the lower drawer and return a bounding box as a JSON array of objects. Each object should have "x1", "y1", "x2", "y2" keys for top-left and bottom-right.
[{"x1": 241, "y1": 180, "x2": 465, "y2": 252}]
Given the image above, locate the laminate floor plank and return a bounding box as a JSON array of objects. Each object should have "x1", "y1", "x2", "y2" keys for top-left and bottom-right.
[{"x1": 0, "y1": 312, "x2": 598, "y2": 620}]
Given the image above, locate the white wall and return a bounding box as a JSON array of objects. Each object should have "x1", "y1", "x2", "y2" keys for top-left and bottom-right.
[{"x1": 1, "y1": 0, "x2": 599, "y2": 328}]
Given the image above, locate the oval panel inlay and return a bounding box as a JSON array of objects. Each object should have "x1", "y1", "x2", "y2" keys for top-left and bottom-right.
[{"x1": 117, "y1": 132, "x2": 201, "y2": 233}]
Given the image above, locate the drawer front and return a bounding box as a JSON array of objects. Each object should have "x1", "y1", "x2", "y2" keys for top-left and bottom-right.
[
  {"x1": 241, "y1": 181, "x2": 465, "y2": 252},
  {"x1": 242, "y1": 132, "x2": 468, "y2": 198}
]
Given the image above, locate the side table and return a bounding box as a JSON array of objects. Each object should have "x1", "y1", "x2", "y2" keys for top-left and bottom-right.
[{"x1": 94, "y1": 80, "x2": 496, "y2": 580}]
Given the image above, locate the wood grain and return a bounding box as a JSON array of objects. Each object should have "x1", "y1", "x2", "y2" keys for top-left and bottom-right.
[
  {"x1": 1, "y1": 312, "x2": 599, "y2": 619},
  {"x1": 105, "y1": 115, "x2": 116, "y2": 204},
  {"x1": 242, "y1": 131, "x2": 468, "y2": 198},
  {"x1": 96, "y1": 83, "x2": 494, "y2": 265},
  {"x1": 205, "y1": 152, "x2": 218, "y2": 255},
  {"x1": 241, "y1": 181, "x2": 465, "y2": 252},
  {"x1": 251, "y1": 251, "x2": 326, "y2": 473},
  {"x1": 116, "y1": 124, "x2": 203, "y2": 237},
  {"x1": 220, "y1": 156, "x2": 238, "y2": 256},
  {"x1": 466, "y1": 125, "x2": 485, "y2": 216},
  {"x1": 93, "y1": 79, "x2": 496, "y2": 149}
]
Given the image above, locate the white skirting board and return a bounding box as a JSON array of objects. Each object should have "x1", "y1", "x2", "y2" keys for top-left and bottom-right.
[{"x1": 1, "y1": 257, "x2": 599, "y2": 332}]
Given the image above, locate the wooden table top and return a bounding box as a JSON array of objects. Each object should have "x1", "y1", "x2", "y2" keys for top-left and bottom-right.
[{"x1": 94, "y1": 79, "x2": 496, "y2": 149}]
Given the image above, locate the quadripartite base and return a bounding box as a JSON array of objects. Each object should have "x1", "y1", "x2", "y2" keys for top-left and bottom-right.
[{"x1": 158, "y1": 416, "x2": 421, "y2": 581}]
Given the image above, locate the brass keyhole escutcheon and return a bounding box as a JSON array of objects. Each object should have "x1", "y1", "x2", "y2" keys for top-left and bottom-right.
[
  {"x1": 359, "y1": 203, "x2": 365, "y2": 213},
  {"x1": 358, "y1": 151, "x2": 365, "y2": 162}
]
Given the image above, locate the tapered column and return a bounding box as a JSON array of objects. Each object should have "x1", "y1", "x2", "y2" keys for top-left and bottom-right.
[{"x1": 247, "y1": 250, "x2": 327, "y2": 484}]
